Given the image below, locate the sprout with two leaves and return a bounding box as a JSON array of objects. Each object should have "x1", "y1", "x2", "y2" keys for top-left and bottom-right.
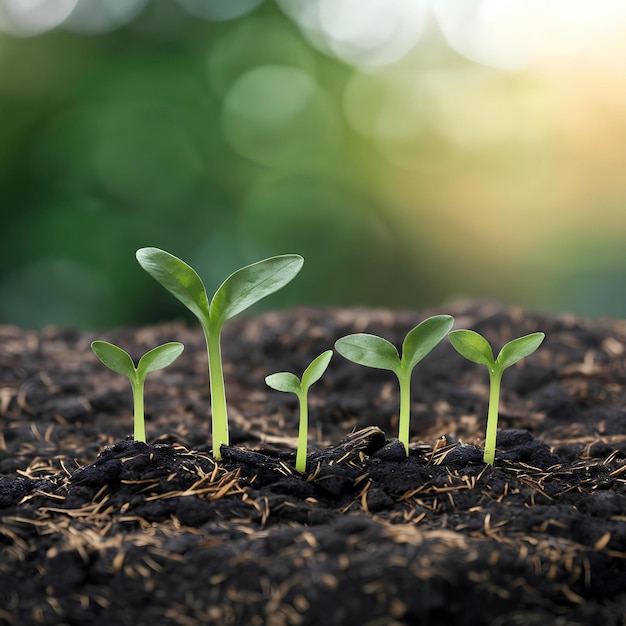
[
  {"x1": 448, "y1": 330, "x2": 545, "y2": 465},
  {"x1": 265, "y1": 350, "x2": 333, "y2": 473},
  {"x1": 136, "y1": 247, "x2": 303, "y2": 460},
  {"x1": 91, "y1": 341, "x2": 184, "y2": 443},
  {"x1": 335, "y1": 315, "x2": 455, "y2": 455}
]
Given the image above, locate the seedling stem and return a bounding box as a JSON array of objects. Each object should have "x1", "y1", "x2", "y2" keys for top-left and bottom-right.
[
  {"x1": 265, "y1": 350, "x2": 333, "y2": 472},
  {"x1": 448, "y1": 329, "x2": 544, "y2": 465},
  {"x1": 90, "y1": 340, "x2": 184, "y2": 443},
  {"x1": 295, "y1": 388, "x2": 309, "y2": 471},
  {"x1": 206, "y1": 324, "x2": 229, "y2": 454},
  {"x1": 133, "y1": 380, "x2": 146, "y2": 443},
  {"x1": 398, "y1": 372, "x2": 411, "y2": 454},
  {"x1": 335, "y1": 315, "x2": 454, "y2": 455},
  {"x1": 485, "y1": 369, "x2": 502, "y2": 465}
]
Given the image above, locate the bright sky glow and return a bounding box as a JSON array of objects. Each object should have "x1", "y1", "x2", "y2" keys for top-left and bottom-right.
[{"x1": 274, "y1": 0, "x2": 626, "y2": 70}]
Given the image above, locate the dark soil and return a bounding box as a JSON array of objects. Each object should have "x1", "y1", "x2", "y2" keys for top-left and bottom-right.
[{"x1": 1, "y1": 301, "x2": 626, "y2": 625}]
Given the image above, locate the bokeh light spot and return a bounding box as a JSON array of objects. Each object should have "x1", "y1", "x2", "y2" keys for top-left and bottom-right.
[
  {"x1": 343, "y1": 70, "x2": 427, "y2": 141},
  {"x1": 432, "y1": 0, "x2": 536, "y2": 70},
  {"x1": 278, "y1": 0, "x2": 429, "y2": 67},
  {"x1": 0, "y1": 0, "x2": 77, "y2": 36},
  {"x1": 221, "y1": 65, "x2": 339, "y2": 166},
  {"x1": 318, "y1": 0, "x2": 429, "y2": 66},
  {"x1": 227, "y1": 65, "x2": 314, "y2": 124},
  {"x1": 207, "y1": 17, "x2": 316, "y2": 97}
]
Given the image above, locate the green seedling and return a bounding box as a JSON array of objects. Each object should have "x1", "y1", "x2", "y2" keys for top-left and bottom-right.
[
  {"x1": 91, "y1": 341, "x2": 184, "y2": 443},
  {"x1": 265, "y1": 350, "x2": 333, "y2": 473},
  {"x1": 136, "y1": 247, "x2": 304, "y2": 460},
  {"x1": 448, "y1": 329, "x2": 545, "y2": 465},
  {"x1": 335, "y1": 315, "x2": 454, "y2": 455}
]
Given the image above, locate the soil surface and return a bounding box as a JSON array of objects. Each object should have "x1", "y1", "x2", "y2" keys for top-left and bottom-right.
[{"x1": 1, "y1": 300, "x2": 626, "y2": 625}]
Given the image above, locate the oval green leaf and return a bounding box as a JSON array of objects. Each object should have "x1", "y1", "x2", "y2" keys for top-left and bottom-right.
[
  {"x1": 265, "y1": 372, "x2": 302, "y2": 395},
  {"x1": 137, "y1": 342, "x2": 185, "y2": 380},
  {"x1": 496, "y1": 332, "x2": 545, "y2": 370},
  {"x1": 301, "y1": 350, "x2": 333, "y2": 391},
  {"x1": 401, "y1": 315, "x2": 454, "y2": 372},
  {"x1": 91, "y1": 341, "x2": 136, "y2": 380},
  {"x1": 136, "y1": 247, "x2": 210, "y2": 325},
  {"x1": 335, "y1": 334, "x2": 400, "y2": 373},
  {"x1": 448, "y1": 330, "x2": 495, "y2": 367},
  {"x1": 209, "y1": 255, "x2": 304, "y2": 329}
]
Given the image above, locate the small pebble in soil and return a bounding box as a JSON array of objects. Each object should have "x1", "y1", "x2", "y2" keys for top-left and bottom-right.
[
  {"x1": 372, "y1": 440, "x2": 406, "y2": 461},
  {"x1": 496, "y1": 429, "x2": 561, "y2": 468},
  {"x1": 441, "y1": 443, "x2": 484, "y2": 468}
]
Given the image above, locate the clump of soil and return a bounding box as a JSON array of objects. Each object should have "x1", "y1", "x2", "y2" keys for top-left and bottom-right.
[{"x1": 1, "y1": 301, "x2": 626, "y2": 625}]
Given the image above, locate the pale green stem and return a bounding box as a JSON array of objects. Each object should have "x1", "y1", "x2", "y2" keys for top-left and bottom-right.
[
  {"x1": 484, "y1": 368, "x2": 502, "y2": 465},
  {"x1": 205, "y1": 325, "x2": 229, "y2": 460},
  {"x1": 397, "y1": 371, "x2": 412, "y2": 456},
  {"x1": 132, "y1": 378, "x2": 146, "y2": 443},
  {"x1": 296, "y1": 390, "x2": 308, "y2": 473}
]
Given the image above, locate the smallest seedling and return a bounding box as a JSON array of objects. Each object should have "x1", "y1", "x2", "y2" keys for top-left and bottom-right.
[
  {"x1": 265, "y1": 350, "x2": 333, "y2": 473},
  {"x1": 448, "y1": 329, "x2": 544, "y2": 465},
  {"x1": 91, "y1": 341, "x2": 184, "y2": 443}
]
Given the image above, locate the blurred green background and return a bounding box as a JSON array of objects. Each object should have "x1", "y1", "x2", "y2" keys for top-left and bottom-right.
[{"x1": 1, "y1": 0, "x2": 626, "y2": 329}]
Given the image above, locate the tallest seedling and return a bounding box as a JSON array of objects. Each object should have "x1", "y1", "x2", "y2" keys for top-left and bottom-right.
[{"x1": 136, "y1": 247, "x2": 304, "y2": 460}]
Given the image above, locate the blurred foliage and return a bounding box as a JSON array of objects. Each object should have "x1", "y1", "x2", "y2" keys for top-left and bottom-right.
[{"x1": 1, "y1": 0, "x2": 626, "y2": 329}]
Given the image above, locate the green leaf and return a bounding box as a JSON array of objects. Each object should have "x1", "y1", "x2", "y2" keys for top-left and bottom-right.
[
  {"x1": 209, "y1": 255, "x2": 304, "y2": 329},
  {"x1": 136, "y1": 248, "x2": 210, "y2": 325},
  {"x1": 496, "y1": 332, "x2": 545, "y2": 370},
  {"x1": 448, "y1": 330, "x2": 495, "y2": 367},
  {"x1": 335, "y1": 334, "x2": 400, "y2": 373},
  {"x1": 401, "y1": 315, "x2": 454, "y2": 372},
  {"x1": 301, "y1": 350, "x2": 333, "y2": 390},
  {"x1": 265, "y1": 372, "x2": 302, "y2": 394},
  {"x1": 91, "y1": 341, "x2": 136, "y2": 379},
  {"x1": 137, "y1": 342, "x2": 184, "y2": 380}
]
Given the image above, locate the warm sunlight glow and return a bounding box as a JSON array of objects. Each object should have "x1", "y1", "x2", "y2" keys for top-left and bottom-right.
[{"x1": 433, "y1": 0, "x2": 626, "y2": 70}]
